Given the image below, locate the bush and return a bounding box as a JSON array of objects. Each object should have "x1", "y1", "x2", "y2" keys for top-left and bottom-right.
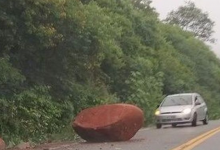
[{"x1": 0, "y1": 86, "x2": 73, "y2": 145}]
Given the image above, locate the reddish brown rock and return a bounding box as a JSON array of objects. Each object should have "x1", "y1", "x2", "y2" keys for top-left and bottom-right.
[
  {"x1": 0, "y1": 138, "x2": 5, "y2": 150},
  {"x1": 73, "y1": 103, "x2": 144, "y2": 142}
]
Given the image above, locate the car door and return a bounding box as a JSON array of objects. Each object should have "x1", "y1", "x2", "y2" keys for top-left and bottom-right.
[
  {"x1": 194, "y1": 95, "x2": 203, "y2": 120},
  {"x1": 198, "y1": 96, "x2": 207, "y2": 119}
]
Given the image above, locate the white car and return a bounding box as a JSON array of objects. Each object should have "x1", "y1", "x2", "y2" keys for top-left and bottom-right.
[{"x1": 155, "y1": 93, "x2": 208, "y2": 129}]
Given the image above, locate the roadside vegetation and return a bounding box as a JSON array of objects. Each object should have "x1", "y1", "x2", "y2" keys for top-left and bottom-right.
[{"x1": 1, "y1": 0, "x2": 220, "y2": 146}]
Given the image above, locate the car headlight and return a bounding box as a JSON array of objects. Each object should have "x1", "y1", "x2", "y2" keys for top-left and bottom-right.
[
  {"x1": 182, "y1": 108, "x2": 191, "y2": 114},
  {"x1": 155, "y1": 110, "x2": 160, "y2": 115}
]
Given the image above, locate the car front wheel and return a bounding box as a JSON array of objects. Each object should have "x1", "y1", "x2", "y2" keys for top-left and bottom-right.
[
  {"x1": 192, "y1": 113, "x2": 197, "y2": 127},
  {"x1": 156, "y1": 123, "x2": 162, "y2": 129},
  {"x1": 172, "y1": 123, "x2": 177, "y2": 127}
]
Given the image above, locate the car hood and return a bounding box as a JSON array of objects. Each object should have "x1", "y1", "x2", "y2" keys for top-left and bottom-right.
[{"x1": 159, "y1": 105, "x2": 192, "y2": 113}]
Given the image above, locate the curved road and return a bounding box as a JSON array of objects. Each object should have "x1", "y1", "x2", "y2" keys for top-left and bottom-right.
[{"x1": 36, "y1": 120, "x2": 220, "y2": 150}]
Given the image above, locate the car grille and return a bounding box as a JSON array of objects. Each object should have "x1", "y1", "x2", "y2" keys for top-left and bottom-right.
[{"x1": 162, "y1": 118, "x2": 182, "y2": 122}]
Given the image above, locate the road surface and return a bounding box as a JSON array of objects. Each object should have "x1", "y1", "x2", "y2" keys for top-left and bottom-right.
[
  {"x1": 193, "y1": 130, "x2": 220, "y2": 150},
  {"x1": 34, "y1": 120, "x2": 220, "y2": 150}
]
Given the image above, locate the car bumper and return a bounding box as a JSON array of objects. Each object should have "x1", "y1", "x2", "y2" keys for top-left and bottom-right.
[{"x1": 155, "y1": 113, "x2": 193, "y2": 124}]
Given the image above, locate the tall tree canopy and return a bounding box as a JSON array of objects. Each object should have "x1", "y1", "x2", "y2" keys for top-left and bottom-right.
[{"x1": 165, "y1": 2, "x2": 215, "y2": 43}]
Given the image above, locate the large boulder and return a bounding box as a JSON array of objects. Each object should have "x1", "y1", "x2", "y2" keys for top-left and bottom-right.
[
  {"x1": 0, "y1": 138, "x2": 5, "y2": 150},
  {"x1": 73, "y1": 103, "x2": 144, "y2": 142}
]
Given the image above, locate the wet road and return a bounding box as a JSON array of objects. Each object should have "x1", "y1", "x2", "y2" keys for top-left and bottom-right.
[{"x1": 38, "y1": 120, "x2": 220, "y2": 150}]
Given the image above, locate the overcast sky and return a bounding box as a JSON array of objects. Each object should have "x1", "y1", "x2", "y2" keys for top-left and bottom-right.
[{"x1": 151, "y1": 0, "x2": 220, "y2": 58}]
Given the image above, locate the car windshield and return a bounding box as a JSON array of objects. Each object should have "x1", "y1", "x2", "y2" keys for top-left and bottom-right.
[{"x1": 161, "y1": 95, "x2": 193, "y2": 107}]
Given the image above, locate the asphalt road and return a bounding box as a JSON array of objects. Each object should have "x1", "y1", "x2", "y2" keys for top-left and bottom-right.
[
  {"x1": 38, "y1": 120, "x2": 220, "y2": 150},
  {"x1": 193, "y1": 128, "x2": 220, "y2": 150}
]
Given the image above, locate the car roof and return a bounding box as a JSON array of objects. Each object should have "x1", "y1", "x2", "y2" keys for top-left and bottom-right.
[{"x1": 166, "y1": 93, "x2": 199, "y2": 97}]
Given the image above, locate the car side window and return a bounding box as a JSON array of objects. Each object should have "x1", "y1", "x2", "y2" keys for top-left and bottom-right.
[
  {"x1": 198, "y1": 96, "x2": 204, "y2": 103},
  {"x1": 194, "y1": 95, "x2": 203, "y2": 105},
  {"x1": 200, "y1": 96, "x2": 204, "y2": 103}
]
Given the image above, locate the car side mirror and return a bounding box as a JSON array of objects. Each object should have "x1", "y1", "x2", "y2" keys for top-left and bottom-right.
[{"x1": 195, "y1": 101, "x2": 201, "y2": 105}]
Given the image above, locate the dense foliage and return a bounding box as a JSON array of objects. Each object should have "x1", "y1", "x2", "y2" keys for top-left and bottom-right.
[{"x1": 0, "y1": 0, "x2": 220, "y2": 145}]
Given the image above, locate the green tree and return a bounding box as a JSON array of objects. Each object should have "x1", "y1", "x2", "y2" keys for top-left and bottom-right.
[{"x1": 165, "y1": 1, "x2": 215, "y2": 43}]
